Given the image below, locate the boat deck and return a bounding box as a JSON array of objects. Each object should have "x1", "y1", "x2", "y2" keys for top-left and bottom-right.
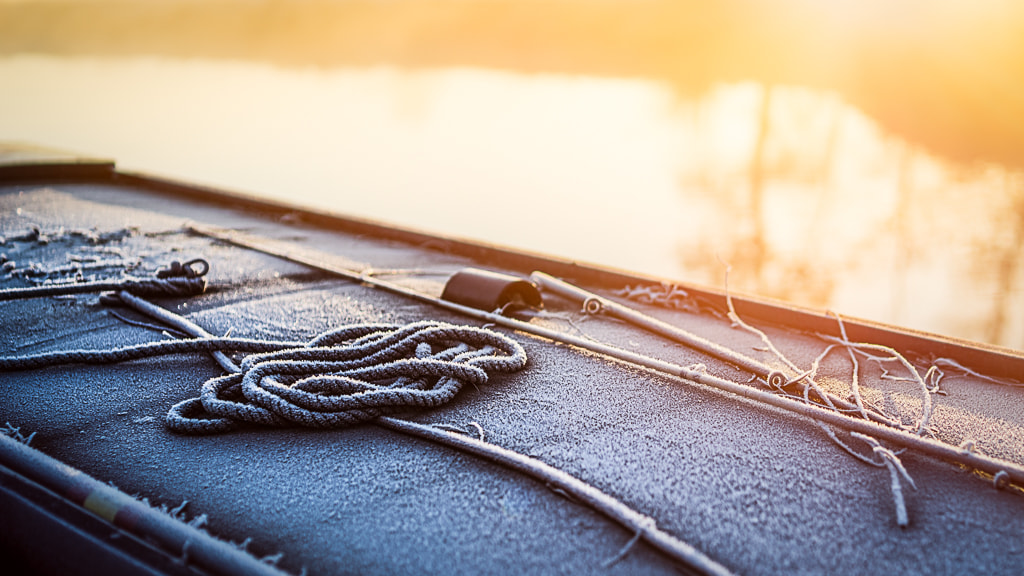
[{"x1": 1, "y1": 155, "x2": 1023, "y2": 574}]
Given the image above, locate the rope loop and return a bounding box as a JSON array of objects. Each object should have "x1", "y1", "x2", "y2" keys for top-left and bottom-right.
[{"x1": 153, "y1": 320, "x2": 527, "y2": 434}]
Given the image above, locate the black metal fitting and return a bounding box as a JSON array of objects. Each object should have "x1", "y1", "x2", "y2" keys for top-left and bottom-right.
[{"x1": 441, "y1": 268, "x2": 543, "y2": 313}]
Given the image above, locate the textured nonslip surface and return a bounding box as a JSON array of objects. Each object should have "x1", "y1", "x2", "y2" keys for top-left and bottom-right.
[{"x1": 1, "y1": 183, "x2": 1024, "y2": 575}]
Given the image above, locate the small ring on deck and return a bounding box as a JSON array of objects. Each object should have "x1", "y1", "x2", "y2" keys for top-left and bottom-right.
[
  {"x1": 766, "y1": 371, "x2": 787, "y2": 389},
  {"x1": 582, "y1": 297, "x2": 604, "y2": 315}
]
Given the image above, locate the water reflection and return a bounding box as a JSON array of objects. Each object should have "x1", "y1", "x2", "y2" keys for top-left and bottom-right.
[
  {"x1": 1, "y1": 55, "x2": 1022, "y2": 350},
  {"x1": 678, "y1": 84, "x2": 1024, "y2": 348},
  {"x1": 3, "y1": 1, "x2": 1023, "y2": 169}
]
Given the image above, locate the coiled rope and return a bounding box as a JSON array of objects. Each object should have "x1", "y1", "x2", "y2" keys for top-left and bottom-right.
[
  {"x1": 0, "y1": 259, "x2": 209, "y2": 301},
  {"x1": 0, "y1": 319, "x2": 527, "y2": 435},
  {"x1": 168, "y1": 321, "x2": 527, "y2": 434}
]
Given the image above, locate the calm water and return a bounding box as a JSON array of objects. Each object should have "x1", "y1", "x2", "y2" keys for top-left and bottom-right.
[{"x1": 2, "y1": 55, "x2": 1022, "y2": 349}]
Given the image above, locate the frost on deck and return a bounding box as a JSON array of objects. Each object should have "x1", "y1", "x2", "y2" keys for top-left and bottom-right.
[{"x1": 1, "y1": 184, "x2": 1024, "y2": 575}]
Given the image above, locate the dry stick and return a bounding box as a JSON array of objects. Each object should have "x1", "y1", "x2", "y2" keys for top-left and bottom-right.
[
  {"x1": 796, "y1": 346, "x2": 890, "y2": 468},
  {"x1": 827, "y1": 312, "x2": 935, "y2": 434},
  {"x1": 719, "y1": 265, "x2": 801, "y2": 375},
  {"x1": 921, "y1": 366, "x2": 944, "y2": 393},
  {"x1": 724, "y1": 289, "x2": 919, "y2": 524},
  {"x1": 801, "y1": 344, "x2": 841, "y2": 411},
  {"x1": 718, "y1": 269, "x2": 894, "y2": 427},
  {"x1": 852, "y1": 432, "x2": 917, "y2": 527},
  {"x1": 720, "y1": 270, "x2": 900, "y2": 427},
  {"x1": 825, "y1": 318, "x2": 904, "y2": 427},
  {"x1": 815, "y1": 422, "x2": 885, "y2": 468},
  {"x1": 832, "y1": 312, "x2": 874, "y2": 421},
  {"x1": 185, "y1": 225, "x2": 1024, "y2": 489},
  {"x1": 819, "y1": 334, "x2": 934, "y2": 437},
  {"x1": 115, "y1": 291, "x2": 733, "y2": 576},
  {"x1": 862, "y1": 352, "x2": 945, "y2": 398},
  {"x1": 932, "y1": 357, "x2": 1022, "y2": 388}
]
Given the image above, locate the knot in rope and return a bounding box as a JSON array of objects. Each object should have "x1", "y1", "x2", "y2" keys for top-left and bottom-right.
[
  {"x1": 166, "y1": 321, "x2": 527, "y2": 434},
  {"x1": 116, "y1": 258, "x2": 209, "y2": 298},
  {"x1": 0, "y1": 258, "x2": 209, "y2": 301},
  {"x1": 116, "y1": 272, "x2": 208, "y2": 298},
  {"x1": 156, "y1": 258, "x2": 210, "y2": 279}
]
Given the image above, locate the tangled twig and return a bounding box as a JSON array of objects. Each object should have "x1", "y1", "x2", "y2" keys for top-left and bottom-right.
[
  {"x1": 721, "y1": 263, "x2": 923, "y2": 526},
  {"x1": 852, "y1": 433, "x2": 917, "y2": 527}
]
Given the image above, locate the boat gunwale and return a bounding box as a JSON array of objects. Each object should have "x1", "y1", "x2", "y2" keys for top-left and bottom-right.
[{"x1": 3, "y1": 159, "x2": 1022, "y2": 383}]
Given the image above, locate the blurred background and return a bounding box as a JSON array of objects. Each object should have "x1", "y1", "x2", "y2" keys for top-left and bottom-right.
[{"x1": 1, "y1": 0, "x2": 1023, "y2": 348}]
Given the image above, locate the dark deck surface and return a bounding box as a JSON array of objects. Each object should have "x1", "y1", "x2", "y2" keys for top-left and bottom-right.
[{"x1": 2, "y1": 179, "x2": 1024, "y2": 575}]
